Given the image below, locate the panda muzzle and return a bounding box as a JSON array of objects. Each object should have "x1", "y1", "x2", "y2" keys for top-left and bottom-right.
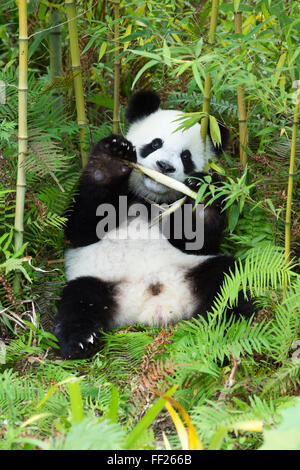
[{"x1": 156, "y1": 160, "x2": 176, "y2": 174}]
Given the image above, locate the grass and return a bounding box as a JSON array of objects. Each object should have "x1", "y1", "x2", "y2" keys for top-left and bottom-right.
[{"x1": 1, "y1": 307, "x2": 300, "y2": 450}]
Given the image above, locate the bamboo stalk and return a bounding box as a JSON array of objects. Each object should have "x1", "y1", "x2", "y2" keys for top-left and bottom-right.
[
  {"x1": 200, "y1": 0, "x2": 219, "y2": 146},
  {"x1": 200, "y1": 74, "x2": 212, "y2": 145},
  {"x1": 14, "y1": 0, "x2": 28, "y2": 252},
  {"x1": 125, "y1": 160, "x2": 197, "y2": 199},
  {"x1": 112, "y1": 0, "x2": 120, "y2": 134},
  {"x1": 284, "y1": 80, "x2": 300, "y2": 266},
  {"x1": 234, "y1": 7, "x2": 248, "y2": 168},
  {"x1": 65, "y1": 0, "x2": 88, "y2": 167},
  {"x1": 49, "y1": 8, "x2": 63, "y2": 110}
]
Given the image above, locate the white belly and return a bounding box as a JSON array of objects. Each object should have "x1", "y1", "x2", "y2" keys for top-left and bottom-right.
[{"x1": 65, "y1": 217, "x2": 212, "y2": 327}]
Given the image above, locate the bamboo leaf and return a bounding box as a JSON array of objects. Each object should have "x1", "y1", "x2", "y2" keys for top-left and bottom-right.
[
  {"x1": 36, "y1": 377, "x2": 82, "y2": 409},
  {"x1": 233, "y1": 420, "x2": 263, "y2": 432},
  {"x1": 132, "y1": 59, "x2": 158, "y2": 89},
  {"x1": 195, "y1": 182, "x2": 208, "y2": 206},
  {"x1": 228, "y1": 203, "x2": 240, "y2": 232},
  {"x1": 208, "y1": 427, "x2": 229, "y2": 450},
  {"x1": 123, "y1": 24, "x2": 132, "y2": 51},
  {"x1": 107, "y1": 384, "x2": 119, "y2": 423},
  {"x1": 20, "y1": 413, "x2": 50, "y2": 428},
  {"x1": 129, "y1": 49, "x2": 161, "y2": 61},
  {"x1": 162, "y1": 431, "x2": 172, "y2": 450},
  {"x1": 210, "y1": 161, "x2": 226, "y2": 174},
  {"x1": 124, "y1": 385, "x2": 177, "y2": 450},
  {"x1": 164, "y1": 396, "x2": 203, "y2": 450},
  {"x1": 208, "y1": 115, "x2": 222, "y2": 147},
  {"x1": 192, "y1": 62, "x2": 203, "y2": 92},
  {"x1": 68, "y1": 379, "x2": 84, "y2": 424},
  {"x1": 165, "y1": 400, "x2": 188, "y2": 449},
  {"x1": 98, "y1": 42, "x2": 107, "y2": 61},
  {"x1": 163, "y1": 40, "x2": 171, "y2": 66},
  {"x1": 274, "y1": 52, "x2": 287, "y2": 86}
]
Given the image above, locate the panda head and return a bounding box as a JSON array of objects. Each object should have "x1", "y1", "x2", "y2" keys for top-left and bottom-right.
[{"x1": 125, "y1": 90, "x2": 228, "y2": 203}]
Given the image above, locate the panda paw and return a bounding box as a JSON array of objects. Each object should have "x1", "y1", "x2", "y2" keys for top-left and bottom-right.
[
  {"x1": 184, "y1": 173, "x2": 207, "y2": 192},
  {"x1": 55, "y1": 328, "x2": 100, "y2": 360},
  {"x1": 85, "y1": 134, "x2": 137, "y2": 184},
  {"x1": 98, "y1": 134, "x2": 136, "y2": 163},
  {"x1": 185, "y1": 172, "x2": 224, "y2": 215},
  {"x1": 185, "y1": 172, "x2": 222, "y2": 192}
]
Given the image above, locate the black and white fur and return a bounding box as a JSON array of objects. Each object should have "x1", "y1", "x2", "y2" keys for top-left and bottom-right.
[{"x1": 54, "y1": 90, "x2": 254, "y2": 359}]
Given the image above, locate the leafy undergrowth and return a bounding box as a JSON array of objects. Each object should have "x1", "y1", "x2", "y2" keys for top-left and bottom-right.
[
  {"x1": 1, "y1": 285, "x2": 300, "y2": 450},
  {"x1": 0, "y1": 0, "x2": 300, "y2": 450}
]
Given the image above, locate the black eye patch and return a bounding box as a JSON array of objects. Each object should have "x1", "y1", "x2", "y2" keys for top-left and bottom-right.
[
  {"x1": 140, "y1": 138, "x2": 163, "y2": 158},
  {"x1": 181, "y1": 150, "x2": 195, "y2": 174}
]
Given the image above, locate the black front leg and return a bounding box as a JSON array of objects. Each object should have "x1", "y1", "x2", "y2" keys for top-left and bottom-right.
[
  {"x1": 184, "y1": 172, "x2": 226, "y2": 255},
  {"x1": 54, "y1": 276, "x2": 116, "y2": 359},
  {"x1": 66, "y1": 135, "x2": 136, "y2": 248},
  {"x1": 167, "y1": 172, "x2": 225, "y2": 255}
]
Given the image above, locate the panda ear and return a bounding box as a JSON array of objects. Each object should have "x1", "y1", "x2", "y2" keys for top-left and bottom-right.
[
  {"x1": 125, "y1": 90, "x2": 160, "y2": 123},
  {"x1": 208, "y1": 121, "x2": 230, "y2": 155}
]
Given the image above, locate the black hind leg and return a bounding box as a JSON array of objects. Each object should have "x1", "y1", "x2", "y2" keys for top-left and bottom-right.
[
  {"x1": 188, "y1": 255, "x2": 256, "y2": 321},
  {"x1": 54, "y1": 276, "x2": 116, "y2": 359}
]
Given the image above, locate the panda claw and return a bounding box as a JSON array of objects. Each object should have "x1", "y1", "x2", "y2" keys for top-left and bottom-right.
[
  {"x1": 87, "y1": 135, "x2": 136, "y2": 182},
  {"x1": 79, "y1": 342, "x2": 84, "y2": 349}
]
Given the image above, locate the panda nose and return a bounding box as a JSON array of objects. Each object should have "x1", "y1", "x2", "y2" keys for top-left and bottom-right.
[{"x1": 156, "y1": 160, "x2": 175, "y2": 174}]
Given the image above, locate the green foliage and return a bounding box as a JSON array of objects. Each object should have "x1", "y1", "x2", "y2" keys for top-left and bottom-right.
[
  {"x1": 0, "y1": 369, "x2": 43, "y2": 423},
  {"x1": 260, "y1": 397, "x2": 300, "y2": 450},
  {"x1": 270, "y1": 277, "x2": 300, "y2": 361},
  {"x1": 50, "y1": 417, "x2": 126, "y2": 450},
  {"x1": 0, "y1": 0, "x2": 299, "y2": 452}
]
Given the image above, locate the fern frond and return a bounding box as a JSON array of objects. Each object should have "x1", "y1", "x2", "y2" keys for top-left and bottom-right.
[
  {"x1": 4, "y1": 339, "x2": 44, "y2": 362},
  {"x1": 50, "y1": 417, "x2": 126, "y2": 450},
  {"x1": 191, "y1": 392, "x2": 297, "y2": 448},
  {"x1": 210, "y1": 246, "x2": 297, "y2": 318},
  {"x1": 37, "y1": 173, "x2": 79, "y2": 215},
  {"x1": 262, "y1": 360, "x2": 300, "y2": 397},
  {"x1": 0, "y1": 369, "x2": 44, "y2": 422},
  {"x1": 33, "y1": 211, "x2": 67, "y2": 231},
  {"x1": 102, "y1": 330, "x2": 154, "y2": 379},
  {"x1": 270, "y1": 277, "x2": 300, "y2": 361},
  {"x1": 24, "y1": 129, "x2": 73, "y2": 190},
  {"x1": 176, "y1": 314, "x2": 272, "y2": 363},
  {"x1": 0, "y1": 257, "x2": 31, "y2": 282}
]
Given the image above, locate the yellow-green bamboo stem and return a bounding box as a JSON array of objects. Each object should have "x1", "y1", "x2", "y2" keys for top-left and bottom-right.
[
  {"x1": 65, "y1": 0, "x2": 88, "y2": 167},
  {"x1": 200, "y1": 74, "x2": 212, "y2": 145},
  {"x1": 208, "y1": 0, "x2": 219, "y2": 44},
  {"x1": 200, "y1": 0, "x2": 219, "y2": 146},
  {"x1": 49, "y1": 9, "x2": 63, "y2": 110},
  {"x1": 234, "y1": 9, "x2": 248, "y2": 168},
  {"x1": 284, "y1": 80, "x2": 300, "y2": 267},
  {"x1": 125, "y1": 160, "x2": 197, "y2": 199},
  {"x1": 112, "y1": 0, "x2": 120, "y2": 134},
  {"x1": 14, "y1": 0, "x2": 28, "y2": 252}
]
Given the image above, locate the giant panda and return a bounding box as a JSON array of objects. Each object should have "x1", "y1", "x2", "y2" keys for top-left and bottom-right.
[{"x1": 54, "y1": 90, "x2": 255, "y2": 359}]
